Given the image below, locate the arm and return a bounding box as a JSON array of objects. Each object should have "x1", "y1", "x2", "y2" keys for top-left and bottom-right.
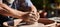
[
  {"x1": 0, "y1": 3, "x2": 29, "y2": 19},
  {"x1": 0, "y1": 0, "x2": 38, "y2": 20}
]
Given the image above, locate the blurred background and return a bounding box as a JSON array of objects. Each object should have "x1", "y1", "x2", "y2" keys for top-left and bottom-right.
[{"x1": 31, "y1": 0, "x2": 60, "y2": 18}]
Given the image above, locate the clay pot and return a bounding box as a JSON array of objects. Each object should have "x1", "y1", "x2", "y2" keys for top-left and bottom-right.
[{"x1": 38, "y1": 18, "x2": 57, "y2": 27}]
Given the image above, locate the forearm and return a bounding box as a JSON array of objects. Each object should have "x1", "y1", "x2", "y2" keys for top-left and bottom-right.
[
  {"x1": 6, "y1": 7, "x2": 28, "y2": 16},
  {"x1": 0, "y1": 3, "x2": 28, "y2": 14},
  {"x1": 7, "y1": 8, "x2": 29, "y2": 19},
  {"x1": 0, "y1": 8, "x2": 28, "y2": 19},
  {"x1": 0, "y1": 4, "x2": 28, "y2": 19}
]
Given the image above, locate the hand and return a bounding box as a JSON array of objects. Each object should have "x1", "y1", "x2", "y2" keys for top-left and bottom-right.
[{"x1": 21, "y1": 12, "x2": 39, "y2": 22}]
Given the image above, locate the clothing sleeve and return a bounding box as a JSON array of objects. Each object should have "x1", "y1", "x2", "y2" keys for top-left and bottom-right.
[{"x1": 25, "y1": 0, "x2": 33, "y2": 7}]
